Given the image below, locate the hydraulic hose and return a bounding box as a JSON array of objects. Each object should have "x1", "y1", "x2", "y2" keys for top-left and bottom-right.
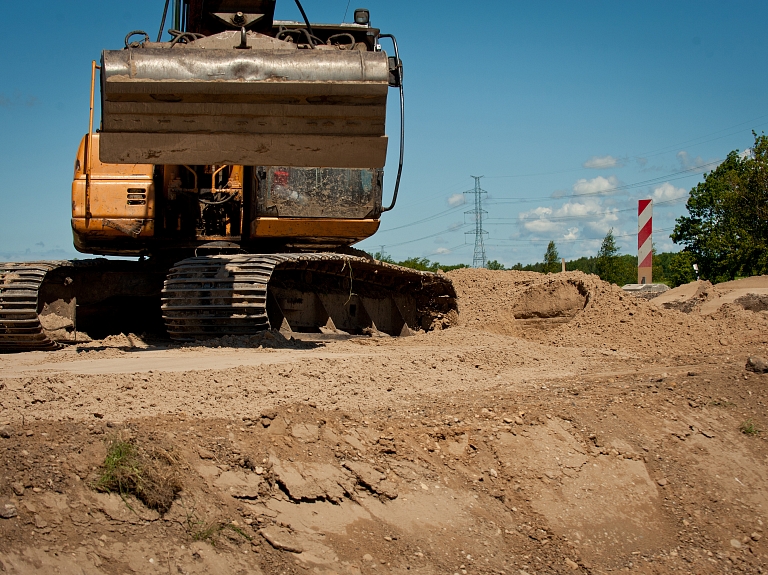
[
  {"x1": 293, "y1": 0, "x2": 316, "y2": 47},
  {"x1": 379, "y1": 34, "x2": 404, "y2": 213}
]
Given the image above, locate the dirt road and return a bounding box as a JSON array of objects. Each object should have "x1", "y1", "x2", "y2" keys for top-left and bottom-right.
[{"x1": 1, "y1": 270, "x2": 767, "y2": 574}]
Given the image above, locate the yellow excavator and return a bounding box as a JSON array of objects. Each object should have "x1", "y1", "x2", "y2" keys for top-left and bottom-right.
[{"x1": 0, "y1": 0, "x2": 456, "y2": 351}]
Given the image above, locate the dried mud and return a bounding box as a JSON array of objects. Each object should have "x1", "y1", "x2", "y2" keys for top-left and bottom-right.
[{"x1": 1, "y1": 270, "x2": 768, "y2": 575}]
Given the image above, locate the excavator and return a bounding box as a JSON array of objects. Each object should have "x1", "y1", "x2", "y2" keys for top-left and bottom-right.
[{"x1": 0, "y1": 0, "x2": 457, "y2": 351}]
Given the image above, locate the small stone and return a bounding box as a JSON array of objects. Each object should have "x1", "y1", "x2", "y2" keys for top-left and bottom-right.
[
  {"x1": 93, "y1": 412, "x2": 104, "y2": 419},
  {"x1": 0, "y1": 427, "x2": 12, "y2": 439},
  {"x1": 503, "y1": 418, "x2": 514, "y2": 424},
  {"x1": 730, "y1": 538, "x2": 742, "y2": 549},
  {"x1": 0, "y1": 504, "x2": 17, "y2": 519},
  {"x1": 488, "y1": 468, "x2": 498, "y2": 478},
  {"x1": 363, "y1": 554, "x2": 374, "y2": 562},
  {"x1": 11, "y1": 482, "x2": 24, "y2": 496},
  {"x1": 26, "y1": 431, "x2": 33, "y2": 437},
  {"x1": 34, "y1": 515, "x2": 48, "y2": 529},
  {"x1": 751, "y1": 532, "x2": 761, "y2": 541},
  {"x1": 514, "y1": 417, "x2": 524, "y2": 425},
  {"x1": 384, "y1": 536, "x2": 392, "y2": 541},
  {"x1": 657, "y1": 478, "x2": 668, "y2": 487},
  {"x1": 564, "y1": 558, "x2": 579, "y2": 570},
  {"x1": 746, "y1": 356, "x2": 768, "y2": 374},
  {"x1": 197, "y1": 447, "x2": 215, "y2": 460}
]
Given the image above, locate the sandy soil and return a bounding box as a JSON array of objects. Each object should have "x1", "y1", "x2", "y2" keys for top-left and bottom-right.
[{"x1": 1, "y1": 270, "x2": 768, "y2": 574}]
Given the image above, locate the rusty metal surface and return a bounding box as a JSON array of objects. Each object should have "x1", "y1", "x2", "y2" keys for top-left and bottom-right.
[
  {"x1": 99, "y1": 37, "x2": 390, "y2": 166},
  {"x1": 99, "y1": 133, "x2": 388, "y2": 167},
  {"x1": 161, "y1": 254, "x2": 457, "y2": 340}
]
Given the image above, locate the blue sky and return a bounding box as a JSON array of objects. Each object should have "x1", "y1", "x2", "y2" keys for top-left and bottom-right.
[{"x1": 1, "y1": 1, "x2": 766, "y2": 266}]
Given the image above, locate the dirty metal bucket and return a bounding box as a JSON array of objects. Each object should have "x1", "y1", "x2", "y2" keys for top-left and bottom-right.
[{"x1": 98, "y1": 36, "x2": 390, "y2": 168}]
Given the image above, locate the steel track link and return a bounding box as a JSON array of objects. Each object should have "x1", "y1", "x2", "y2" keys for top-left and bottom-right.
[
  {"x1": 0, "y1": 262, "x2": 67, "y2": 351},
  {"x1": 161, "y1": 253, "x2": 457, "y2": 340}
]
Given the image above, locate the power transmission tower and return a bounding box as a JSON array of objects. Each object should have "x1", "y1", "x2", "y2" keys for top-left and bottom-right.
[{"x1": 464, "y1": 176, "x2": 488, "y2": 268}]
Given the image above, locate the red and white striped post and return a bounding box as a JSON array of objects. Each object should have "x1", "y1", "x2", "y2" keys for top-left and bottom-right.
[{"x1": 638, "y1": 199, "x2": 653, "y2": 284}]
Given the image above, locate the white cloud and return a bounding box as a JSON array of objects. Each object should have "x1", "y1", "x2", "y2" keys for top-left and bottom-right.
[
  {"x1": 519, "y1": 197, "x2": 622, "y2": 241},
  {"x1": 676, "y1": 150, "x2": 707, "y2": 170},
  {"x1": 572, "y1": 175, "x2": 619, "y2": 196},
  {"x1": 434, "y1": 247, "x2": 450, "y2": 254},
  {"x1": 523, "y1": 219, "x2": 559, "y2": 233},
  {"x1": 448, "y1": 221, "x2": 464, "y2": 231},
  {"x1": 583, "y1": 155, "x2": 621, "y2": 169},
  {"x1": 447, "y1": 193, "x2": 465, "y2": 207},
  {"x1": 563, "y1": 227, "x2": 579, "y2": 240},
  {"x1": 652, "y1": 182, "x2": 687, "y2": 201}
]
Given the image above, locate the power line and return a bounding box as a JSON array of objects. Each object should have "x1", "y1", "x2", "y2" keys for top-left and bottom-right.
[
  {"x1": 375, "y1": 202, "x2": 467, "y2": 233},
  {"x1": 465, "y1": 176, "x2": 488, "y2": 268},
  {"x1": 486, "y1": 226, "x2": 676, "y2": 245},
  {"x1": 485, "y1": 196, "x2": 687, "y2": 224}
]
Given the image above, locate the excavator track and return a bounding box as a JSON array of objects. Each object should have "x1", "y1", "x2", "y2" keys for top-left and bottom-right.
[
  {"x1": 161, "y1": 253, "x2": 457, "y2": 340},
  {"x1": 0, "y1": 262, "x2": 68, "y2": 351},
  {"x1": 0, "y1": 259, "x2": 167, "y2": 353}
]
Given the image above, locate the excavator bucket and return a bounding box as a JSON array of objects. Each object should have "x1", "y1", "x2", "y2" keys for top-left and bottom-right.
[{"x1": 98, "y1": 32, "x2": 391, "y2": 168}]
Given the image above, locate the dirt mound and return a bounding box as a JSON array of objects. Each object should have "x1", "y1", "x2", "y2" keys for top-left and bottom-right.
[
  {"x1": 447, "y1": 269, "x2": 768, "y2": 356},
  {"x1": 736, "y1": 293, "x2": 768, "y2": 313},
  {"x1": 511, "y1": 277, "x2": 589, "y2": 319}
]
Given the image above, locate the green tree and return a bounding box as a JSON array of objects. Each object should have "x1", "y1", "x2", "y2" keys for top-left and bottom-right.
[
  {"x1": 486, "y1": 260, "x2": 505, "y2": 270},
  {"x1": 595, "y1": 228, "x2": 622, "y2": 284},
  {"x1": 667, "y1": 251, "x2": 698, "y2": 287},
  {"x1": 543, "y1": 241, "x2": 560, "y2": 273},
  {"x1": 672, "y1": 132, "x2": 768, "y2": 282}
]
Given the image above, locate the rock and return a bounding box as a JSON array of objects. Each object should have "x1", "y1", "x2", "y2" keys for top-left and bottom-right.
[
  {"x1": 564, "y1": 558, "x2": 579, "y2": 570},
  {"x1": 11, "y1": 482, "x2": 24, "y2": 496},
  {"x1": 260, "y1": 527, "x2": 303, "y2": 553},
  {"x1": 730, "y1": 538, "x2": 742, "y2": 549},
  {"x1": 0, "y1": 503, "x2": 18, "y2": 519},
  {"x1": 746, "y1": 356, "x2": 768, "y2": 374},
  {"x1": 198, "y1": 447, "x2": 215, "y2": 459},
  {"x1": 657, "y1": 478, "x2": 668, "y2": 487},
  {"x1": 270, "y1": 456, "x2": 352, "y2": 502},
  {"x1": 343, "y1": 461, "x2": 385, "y2": 487},
  {"x1": 514, "y1": 417, "x2": 524, "y2": 425},
  {"x1": 363, "y1": 554, "x2": 374, "y2": 562},
  {"x1": 213, "y1": 471, "x2": 263, "y2": 499},
  {"x1": 34, "y1": 515, "x2": 48, "y2": 528},
  {"x1": 0, "y1": 426, "x2": 12, "y2": 439},
  {"x1": 291, "y1": 423, "x2": 319, "y2": 443}
]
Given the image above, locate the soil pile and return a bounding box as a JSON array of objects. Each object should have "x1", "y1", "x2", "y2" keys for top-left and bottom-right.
[{"x1": 447, "y1": 269, "x2": 768, "y2": 356}]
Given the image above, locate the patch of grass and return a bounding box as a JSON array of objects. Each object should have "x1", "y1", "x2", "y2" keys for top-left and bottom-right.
[
  {"x1": 740, "y1": 419, "x2": 761, "y2": 435},
  {"x1": 710, "y1": 399, "x2": 736, "y2": 408},
  {"x1": 185, "y1": 514, "x2": 252, "y2": 545},
  {"x1": 95, "y1": 436, "x2": 183, "y2": 514}
]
